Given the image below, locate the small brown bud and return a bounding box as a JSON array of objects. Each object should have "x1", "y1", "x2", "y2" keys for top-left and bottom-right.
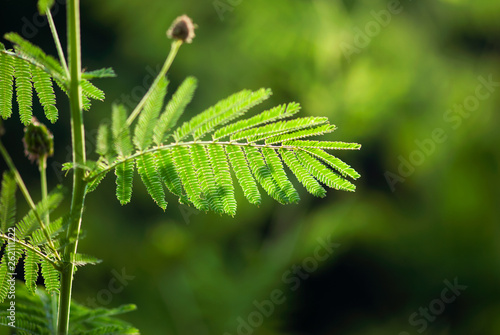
[
  {"x1": 167, "y1": 15, "x2": 196, "y2": 44},
  {"x1": 22, "y1": 117, "x2": 54, "y2": 163}
]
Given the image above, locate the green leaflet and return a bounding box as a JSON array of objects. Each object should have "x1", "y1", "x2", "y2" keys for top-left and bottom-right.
[
  {"x1": 81, "y1": 79, "x2": 105, "y2": 101},
  {"x1": 262, "y1": 148, "x2": 299, "y2": 203},
  {"x1": 134, "y1": 76, "x2": 168, "y2": 150},
  {"x1": 154, "y1": 76, "x2": 197, "y2": 145},
  {"x1": 96, "y1": 124, "x2": 114, "y2": 162},
  {"x1": 207, "y1": 144, "x2": 236, "y2": 216},
  {"x1": 155, "y1": 149, "x2": 188, "y2": 204},
  {"x1": 115, "y1": 160, "x2": 134, "y2": 205},
  {"x1": 283, "y1": 140, "x2": 361, "y2": 150},
  {"x1": 0, "y1": 242, "x2": 23, "y2": 302},
  {"x1": 30, "y1": 217, "x2": 63, "y2": 246},
  {"x1": 296, "y1": 150, "x2": 356, "y2": 192},
  {"x1": 303, "y1": 147, "x2": 361, "y2": 180},
  {"x1": 231, "y1": 116, "x2": 328, "y2": 142},
  {"x1": 280, "y1": 149, "x2": 326, "y2": 197},
  {"x1": 14, "y1": 57, "x2": 33, "y2": 125},
  {"x1": 174, "y1": 88, "x2": 271, "y2": 141},
  {"x1": 265, "y1": 124, "x2": 336, "y2": 145},
  {"x1": 24, "y1": 248, "x2": 40, "y2": 294},
  {"x1": 112, "y1": 104, "x2": 133, "y2": 157},
  {"x1": 244, "y1": 146, "x2": 288, "y2": 204},
  {"x1": 31, "y1": 63, "x2": 58, "y2": 123},
  {"x1": 171, "y1": 146, "x2": 209, "y2": 211},
  {"x1": 136, "y1": 153, "x2": 167, "y2": 210},
  {"x1": 0, "y1": 53, "x2": 15, "y2": 119},
  {"x1": 190, "y1": 144, "x2": 223, "y2": 213},
  {"x1": 74, "y1": 253, "x2": 102, "y2": 267},
  {"x1": 40, "y1": 258, "x2": 59, "y2": 294},
  {"x1": 225, "y1": 145, "x2": 261, "y2": 205},
  {"x1": 82, "y1": 67, "x2": 116, "y2": 79},
  {"x1": 0, "y1": 171, "x2": 17, "y2": 232},
  {"x1": 213, "y1": 102, "x2": 301, "y2": 140}
]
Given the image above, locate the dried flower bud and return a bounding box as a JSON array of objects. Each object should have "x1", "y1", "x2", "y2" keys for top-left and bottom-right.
[
  {"x1": 23, "y1": 117, "x2": 54, "y2": 163},
  {"x1": 0, "y1": 119, "x2": 4, "y2": 137},
  {"x1": 167, "y1": 15, "x2": 196, "y2": 43}
]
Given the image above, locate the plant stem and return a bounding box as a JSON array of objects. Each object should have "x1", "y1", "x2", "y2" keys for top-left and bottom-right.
[
  {"x1": 57, "y1": 0, "x2": 86, "y2": 333},
  {"x1": 39, "y1": 155, "x2": 59, "y2": 333},
  {"x1": 47, "y1": 8, "x2": 70, "y2": 78},
  {"x1": 126, "y1": 40, "x2": 183, "y2": 126}
]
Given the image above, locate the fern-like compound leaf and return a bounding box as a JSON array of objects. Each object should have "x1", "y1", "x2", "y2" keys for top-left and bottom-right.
[
  {"x1": 91, "y1": 81, "x2": 361, "y2": 214},
  {"x1": 115, "y1": 160, "x2": 134, "y2": 205},
  {"x1": 24, "y1": 248, "x2": 40, "y2": 295},
  {"x1": 154, "y1": 76, "x2": 197, "y2": 145},
  {"x1": 0, "y1": 52, "x2": 15, "y2": 119},
  {"x1": 31, "y1": 64, "x2": 58, "y2": 123},
  {"x1": 136, "y1": 153, "x2": 167, "y2": 210},
  {"x1": 14, "y1": 57, "x2": 33, "y2": 125},
  {"x1": 225, "y1": 145, "x2": 261, "y2": 205},
  {"x1": 40, "y1": 258, "x2": 59, "y2": 294},
  {"x1": 0, "y1": 172, "x2": 17, "y2": 233},
  {"x1": 134, "y1": 76, "x2": 168, "y2": 150}
]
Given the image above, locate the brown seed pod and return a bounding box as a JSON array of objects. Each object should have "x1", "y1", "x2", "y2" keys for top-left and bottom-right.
[{"x1": 167, "y1": 15, "x2": 196, "y2": 44}]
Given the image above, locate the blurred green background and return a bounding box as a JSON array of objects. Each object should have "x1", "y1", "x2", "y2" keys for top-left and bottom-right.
[{"x1": 1, "y1": 0, "x2": 499, "y2": 334}]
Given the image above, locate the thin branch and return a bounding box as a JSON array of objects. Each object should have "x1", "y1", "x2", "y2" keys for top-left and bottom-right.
[
  {"x1": 0, "y1": 233, "x2": 59, "y2": 269},
  {"x1": 126, "y1": 40, "x2": 183, "y2": 126},
  {"x1": 46, "y1": 8, "x2": 70, "y2": 78}
]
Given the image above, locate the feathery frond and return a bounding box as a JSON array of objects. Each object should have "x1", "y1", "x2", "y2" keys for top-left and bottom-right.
[
  {"x1": 115, "y1": 160, "x2": 134, "y2": 205},
  {"x1": 15, "y1": 57, "x2": 33, "y2": 125},
  {"x1": 136, "y1": 153, "x2": 167, "y2": 210},
  {"x1": 24, "y1": 248, "x2": 40, "y2": 294},
  {"x1": 31, "y1": 64, "x2": 58, "y2": 123},
  {"x1": 0, "y1": 52, "x2": 15, "y2": 119},
  {"x1": 89, "y1": 81, "x2": 361, "y2": 214},
  {"x1": 40, "y1": 258, "x2": 59, "y2": 295}
]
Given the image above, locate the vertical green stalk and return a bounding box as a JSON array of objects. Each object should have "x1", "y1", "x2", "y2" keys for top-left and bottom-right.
[
  {"x1": 57, "y1": 0, "x2": 86, "y2": 333},
  {"x1": 39, "y1": 155, "x2": 58, "y2": 333}
]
